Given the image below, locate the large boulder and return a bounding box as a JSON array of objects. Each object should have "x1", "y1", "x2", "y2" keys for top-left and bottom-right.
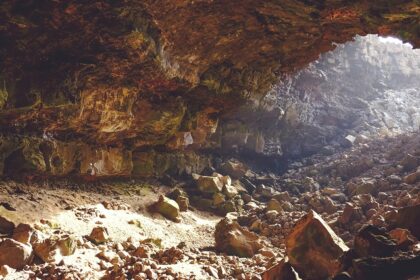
[
  {"x1": 153, "y1": 195, "x2": 181, "y2": 222},
  {"x1": 0, "y1": 238, "x2": 33, "y2": 269},
  {"x1": 215, "y1": 217, "x2": 263, "y2": 258},
  {"x1": 286, "y1": 210, "x2": 349, "y2": 280}
]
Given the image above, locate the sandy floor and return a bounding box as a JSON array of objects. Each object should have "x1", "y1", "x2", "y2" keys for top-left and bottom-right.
[{"x1": 0, "y1": 179, "x2": 222, "y2": 279}]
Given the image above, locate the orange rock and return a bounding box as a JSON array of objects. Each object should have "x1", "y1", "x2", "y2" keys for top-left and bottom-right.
[{"x1": 286, "y1": 210, "x2": 349, "y2": 280}]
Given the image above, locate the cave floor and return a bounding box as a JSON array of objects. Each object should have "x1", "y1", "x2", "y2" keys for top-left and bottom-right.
[{"x1": 0, "y1": 133, "x2": 419, "y2": 279}]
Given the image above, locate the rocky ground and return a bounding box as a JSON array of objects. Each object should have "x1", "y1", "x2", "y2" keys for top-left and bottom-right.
[{"x1": 0, "y1": 132, "x2": 419, "y2": 280}]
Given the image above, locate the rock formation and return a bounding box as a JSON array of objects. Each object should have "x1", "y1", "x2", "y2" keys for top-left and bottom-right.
[{"x1": 0, "y1": 1, "x2": 419, "y2": 177}]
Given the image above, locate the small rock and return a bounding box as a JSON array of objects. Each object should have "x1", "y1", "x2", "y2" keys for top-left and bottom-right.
[
  {"x1": 215, "y1": 218, "x2": 263, "y2": 257},
  {"x1": 176, "y1": 195, "x2": 189, "y2": 212},
  {"x1": 266, "y1": 199, "x2": 283, "y2": 213},
  {"x1": 153, "y1": 195, "x2": 181, "y2": 222},
  {"x1": 0, "y1": 265, "x2": 15, "y2": 277},
  {"x1": 88, "y1": 226, "x2": 110, "y2": 244}
]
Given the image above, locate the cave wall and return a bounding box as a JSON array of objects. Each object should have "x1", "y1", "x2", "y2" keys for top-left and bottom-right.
[{"x1": 0, "y1": 0, "x2": 419, "y2": 177}]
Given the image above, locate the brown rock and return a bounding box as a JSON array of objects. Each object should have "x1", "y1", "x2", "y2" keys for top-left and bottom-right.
[
  {"x1": 12, "y1": 223, "x2": 35, "y2": 244},
  {"x1": 215, "y1": 217, "x2": 263, "y2": 258},
  {"x1": 88, "y1": 226, "x2": 110, "y2": 244},
  {"x1": 0, "y1": 239, "x2": 33, "y2": 269},
  {"x1": 393, "y1": 204, "x2": 420, "y2": 239},
  {"x1": 262, "y1": 259, "x2": 300, "y2": 280},
  {"x1": 354, "y1": 225, "x2": 397, "y2": 258},
  {"x1": 286, "y1": 210, "x2": 349, "y2": 280},
  {"x1": 197, "y1": 176, "x2": 224, "y2": 193},
  {"x1": 221, "y1": 160, "x2": 248, "y2": 179},
  {"x1": 33, "y1": 235, "x2": 77, "y2": 263},
  {"x1": 403, "y1": 171, "x2": 420, "y2": 184},
  {"x1": 389, "y1": 228, "x2": 417, "y2": 249}
]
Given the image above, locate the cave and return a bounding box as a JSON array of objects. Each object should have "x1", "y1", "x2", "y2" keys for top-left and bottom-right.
[{"x1": 0, "y1": 1, "x2": 419, "y2": 279}]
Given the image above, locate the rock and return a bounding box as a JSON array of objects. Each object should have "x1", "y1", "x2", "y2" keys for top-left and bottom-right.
[
  {"x1": 215, "y1": 218, "x2": 263, "y2": 257},
  {"x1": 0, "y1": 215, "x2": 15, "y2": 235},
  {"x1": 354, "y1": 225, "x2": 397, "y2": 258},
  {"x1": 213, "y1": 193, "x2": 226, "y2": 206},
  {"x1": 221, "y1": 160, "x2": 248, "y2": 179},
  {"x1": 217, "y1": 200, "x2": 237, "y2": 215},
  {"x1": 261, "y1": 259, "x2": 300, "y2": 280},
  {"x1": 353, "y1": 178, "x2": 377, "y2": 195},
  {"x1": 403, "y1": 170, "x2": 420, "y2": 184},
  {"x1": 88, "y1": 226, "x2": 110, "y2": 244},
  {"x1": 387, "y1": 174, "x2": 402, "y2": 184},
  {"x1": 0, "y1": 265, "x2": 15, "y2": 277},
  {"x1": 266, "y1": 199, "x2": 283, "y2": 213},
  {"x1": 273, "y1": 192, "x2": 291, "y2": 202},
  {"x1": 153, "y1": 195, "x2": 180, "y2": 222},
  {"x1": 12, "y1": 223, "x2": 35, "y2": 244},
  {"x1": 344, "y1": 135, "x2": 356, "y2": 146},
  {"x1": 339, "y1": 203, "x2": 362, "y2": 225},
  {"x1": 265, "y1": 210, "x2": 278, "y2": 221},
  {"x1": 352, "y1": 254, "x2": 420, "y2": 280},
  {"x1": 34, "y1": 235, "x2": 77, "y2": 263},
  {"x1": 389, "y1": 228, "x2": 417, "y2": 249},
  {"x1": 223, "y1": 184, "x2": 239, "y2": 198},
  {"x1": 400, "y1": 154, "x2": 419, "y2": 172},
  {"x1": 197, "y1": 176, "x2": 224, "y2": 193},
  {"x1": 176, "y1": 195, "x2": 189, "y2": 212},
  {"x1": 0, "y1": 239, "x2": 33, "y2": 269},
  {"x1": 392, "y1": 204, "x2": 420, "y2": 239},
  {"x1": 286, "y1": 210, "x2": 349, "y2": 280},
  {"x1": 257, "y1": 184, "x2": 276, "y2": 199}
]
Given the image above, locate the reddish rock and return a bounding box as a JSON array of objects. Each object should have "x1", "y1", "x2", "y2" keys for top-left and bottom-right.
[{"x1": 286, "y1": 210, "x2": 348, "y2": 280}]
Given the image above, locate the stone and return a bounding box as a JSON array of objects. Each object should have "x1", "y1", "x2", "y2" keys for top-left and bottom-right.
[
  {"x1": 353, "y1": 178, "x2": 377, "y2": 195},
  {"x1": 273, "y1": 191, "x2": 291, "y2": 202},
  {"x1": 392, "y1": 204, "x2": 420, "y2": 239},
  {"x1": 403, "y1": 171, "x2": 420, "y2": 184},
  {"x1": 352, "y1": 254, "x2": 420, "y2": 280},
  {"x1": 221, "y1": 161, "x2": 248, "y2": 179},
  {"x1": 389, "y1": 228, "x2": 417, "y2": 249},
  {"x1": 223, "y1": 184, "x2": 239, "y2": 198},
  {"x1": 0, "y1": 239, "x2": 33, "y2": 269},
  {"x1": 354, "y1": 225, "x2": 397, "y2": 258},
  {"x1": 261, "y1": 259, "x2": 300, "y2": 280},
  {"x1": 400, "y1": 154, "x2": 419, "y2": 172},
  {"x1": 153, "y1": 195, "x2": 181, "y2": 222},
  {"x1": 12, "y1": 223, "x2": 35, "y2": 244},
  {"x1": 339, "y1": 203, "x2": 362, "y2": 225},
  {"x1": 197, "y1": 176, "x2": 224, "y2": 193},
  {"x1": 0, "y1": 265, "x2": 15, "y2": 277},
  {"x1": 0, "y1": 205, "x2": 16, "y2": 234},
  {"x1": 176, "y1": 195, "x2": 189, "y2": 212},
  {"x1": 286, "y1": 210, "x2": 349, "y2": 280},
  {"x1": 344, "y1": 135, "x2": 356, "y2": 146},
  {"x1": 88, "y1": 226, "x2": 110, "y2": 244},
  {"x1": 213, "y1": 193, "x2": 226, "y2": 206},
  {"x1": 215, "y1": 218, "x2": 263, "y2": 258},
  {"x1": 266, "y1": 199, "x2": 283, "y2": 213},
  {"x1": 34, "y1": 235, "x2": 77, "y2": 263}
]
